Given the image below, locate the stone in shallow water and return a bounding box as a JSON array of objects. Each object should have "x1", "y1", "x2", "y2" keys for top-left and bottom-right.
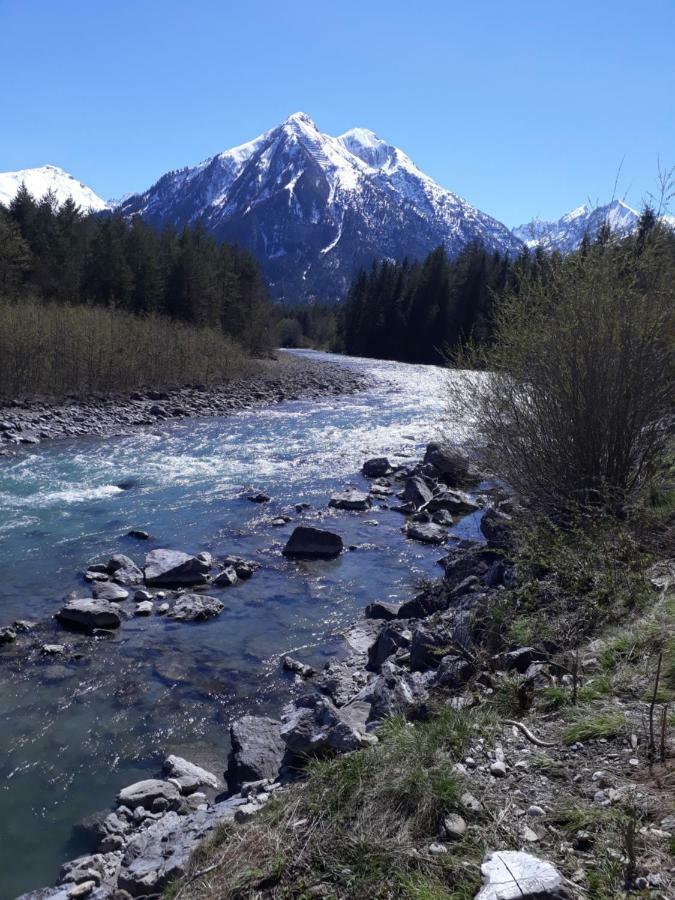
[
  {"x1": 405, "y1": 522, "x2": 447, "y2": 544},
  {"x1": 92, "y1": 582, "x2": 129, "y2": 602},
  {"x1": 282, "y1": 526, "x2": 343, "y2": 559},
  {"x1": 56, "y1": 599, "x2": 122, "y2": 631},
  {"x1": 476, "y1": 850, "x2": 571, "y2": 899},
  {"x1": 144, "y1": 549, "x2": 210, "y2": 586},
  {"x1": 329, "y1": 490, "x2": 371, "y2": 511},
  {"x1": 362, "y1": 457, "x2": 391, "y2": 477},
  {"x1": 167, "y1": 593, "x2": 224, "y2": 622}
]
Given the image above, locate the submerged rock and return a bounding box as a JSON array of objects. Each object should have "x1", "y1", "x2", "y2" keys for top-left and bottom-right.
[
  {"x1": 282, "y1": 526, "x2": 343, "y2": 559},
  {"x1": 144, "y1": 549, "x2": 210, "y2": 586},
  {"x1": 56, "y1": 599, "x2": 122, "y2": 631},
  {"x1": 227, "y1": 715, "x2": 286, "y2": 792},
  {"x1": 476, "y1": 850, "x2": 571, "y2": 899},
  {"x1": 0, "y1": 625, "x2": 17, "y2": 645}
]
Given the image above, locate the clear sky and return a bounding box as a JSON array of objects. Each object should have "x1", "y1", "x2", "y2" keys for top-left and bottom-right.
[{"x1": 1, "y1": 0, "x2": 673, "y2": 227}]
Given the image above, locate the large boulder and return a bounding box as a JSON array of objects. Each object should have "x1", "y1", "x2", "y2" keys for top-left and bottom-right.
[
  {"x1": 56, "y1": 599, "x2": 121, "y2": 630},
  {"x1": 410, "y1": 624, "x2": 451, "y2": 671},
  {"x1": 227, "y1": 715, "x2": 285, "y2": 792},
  {"x1": 117, "y1": 778, "x2": 180, "y2": 811},
  {"x1": 403, "y1": 476, "x2": 434, "y2": 508},
  {"x1": 282, "y1": 526, "x2": 343, "y2": 559},
  {"x1": 423, "y1": 442, "x2": 479, "y2": 486},
  {"x1": 329, "y1": 490, "x2": 371, "y2": 511},
  {"x1": 167, "y1": 594, "x2": 224, "y2": 622},
  {"x1": 428, "y1": 488, "x2": 479, "y2": 516},
  {"x1": 144, "y1": 549, "x2": 211, "y2": 586},
  {"x1": 367, "y1": 623, "x2": 411, "y2": 671},
  {"x1": 476, "y1": 851, "x2": 572, "y2": 899},
  {"x1": 362, "y1": 457, "x2": 391, "y2": 477},
  {"x1": 163, "y1": 755, "x2": 220, "y2": 794},
  {"x1": 480, "y1": 508, "x2": 513, "y2": 549},
  {"x1": 280, "y1": 693, "x2": 368, "y2": 758}
]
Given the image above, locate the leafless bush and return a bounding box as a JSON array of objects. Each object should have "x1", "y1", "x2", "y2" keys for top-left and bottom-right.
[{"x1": 0, "y1": 297, "x2": 248, "y2": 399}]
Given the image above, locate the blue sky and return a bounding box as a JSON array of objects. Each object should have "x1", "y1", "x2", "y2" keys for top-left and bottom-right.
[{"x1": 1, "y1": 0, "x2": 673, "y2": 226}]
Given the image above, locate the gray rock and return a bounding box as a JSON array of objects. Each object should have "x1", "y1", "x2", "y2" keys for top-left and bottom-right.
[
  {"x1": 490, "y1": 761, "x2": 507, "y2": 778},
  {"x1": 56, "y1": 599, "x2": 122, "y2": 630},
  {"x1": 423, "y1": 442, "x2": 477, "y2": 486},
  {"x1": 367, "y1": 623, "x2": 410, "y2": 671},
  {"x1": 403, "y1": 476, "x2": 433, "y2": 508},
  {"x1": 282, "y1": 655, "x2": 315, "y2": 678},
  {"x1": 107, "y1": 555, "x2": 144, "y2": 586},
  {"x1": 405, "y1": 522, "x2": 447, "y2": 544},
  {"x1": 443, "y1": 813, "x2": 467, "y2": 840},
  {"x1": 117, "y1": 799, "x2": 245, "y2": 897},
  {"x1": 410, "y1": 624, "x2": 451, "y2": 671},
  {"x1": 247, "y1": 492, "x2": 270, "y2": 503},
  {"x1": 364, "y1": 601, "x2": 401, "y2": 621},
  {"x1": 0, "y1": 625, "x2": 17, "y2": 644},
  {"x1": 127, "y1": 529, "x2": 149, "y2": 540},
  {"x1": 163, "y1": 755, "x2": 219, "y2": 794},
  {"x1": 117, "y1": 779, "x2": 180, "y2": 811},
  {"x1": 476, "y1": 850, "x2": 572, "y2": 899},
  {"x1": 362, "y1": 457, "x2": 391, "y2": 477},
  {"x1": 480, "y1": 507, "x2": 513, "y2": 549},
  {"x1": 428, "y1": 488, "x2": 479, "y2": 515},
  {"x1": 329, "y1": 490, "x2": 371, "y2": 511},
  {"x1": 212, "y1": 566, "x2": 238, "y2": 587},
  {"x1": 282, "y1": 526, "x2": 343, "y2": 559},
  {"x1": 58, "y1": 851, "x2": 123, "y2": 889},
  {"x1": 280, "y1": 694, "x2": 366, "y2": 758},
  {"x1": 144, "y1": 549, "x2": 210, "y2": 586},
  {"x1": 133, "y1": 589, "x2": 153, "y2": 602},
  {"x1": 92, "y1": 582, "x2": 129, "y2": 602},
  {"x1": 134, "y1": 601, "x2": 153, "y2": 616},
  {"x1": 227, "y1": 715, "x2": 285, "y2": 792},
  {"x1": 167, "y1": 593, "x2": 224, "y2": 622}
]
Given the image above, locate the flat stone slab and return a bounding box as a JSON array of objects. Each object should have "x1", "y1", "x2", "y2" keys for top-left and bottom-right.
[
  {"x1": 405, "y1": 522, "x2": 447, "y2": 544},
  {"x1": 117, "y1": 778, "x2": 180, "y2": 810},
  {"x1": 476, "y1": 850, "x2": 572, "y2": 899}
]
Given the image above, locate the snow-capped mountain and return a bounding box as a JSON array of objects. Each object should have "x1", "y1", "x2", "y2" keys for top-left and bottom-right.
[
  {"x1": 120, "y1": 112, "x2": 521, "y2": 301},
  {"x1": 0, "y1": 164, "x2": 108, "y2": 212},
  {"x1": 512, "y1": 199, "x2": 641, "y2": 253}
]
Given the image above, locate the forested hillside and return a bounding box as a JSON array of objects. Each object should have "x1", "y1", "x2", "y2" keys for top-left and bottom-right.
[{"x1": 0, "y1": 186, "x2": 274, "y2": 354}]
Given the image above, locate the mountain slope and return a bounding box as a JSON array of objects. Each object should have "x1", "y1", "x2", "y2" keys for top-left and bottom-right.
[
  {"x1": 512, "y1": 199, "x2": 641, "y2": 253},
  {"x1": 120, "y1": 113, "x2": 522, "y2": 302},
  {"x1": 0, "y1": 164, "x2": 108, "y2": 211}
]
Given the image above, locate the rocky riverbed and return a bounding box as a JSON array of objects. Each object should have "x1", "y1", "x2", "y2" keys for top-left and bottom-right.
[
  {"x1": 12, "y1": 439, "x2": 674, "y2": 900},
  {"x1": 0, "y1": 352, "x2": 365, "y2": 452}
]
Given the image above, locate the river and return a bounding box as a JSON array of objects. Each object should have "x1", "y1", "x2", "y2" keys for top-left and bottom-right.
[{"x1": 0, "y1": 351, "x2": 479, "y2": 898}]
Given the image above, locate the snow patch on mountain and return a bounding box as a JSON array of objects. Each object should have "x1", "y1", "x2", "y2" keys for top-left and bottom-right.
[
  {"x1": 0, "y1": 165, "x2": 108, "y2": 211},
  {"x1": 512, "y1": 199, "x2": 642, "y2": 252}
]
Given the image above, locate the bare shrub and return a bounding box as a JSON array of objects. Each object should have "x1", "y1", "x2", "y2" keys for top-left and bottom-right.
[
  {"x1": 450, "y1": 220, "x2": 675, "y2": 512},
  {"x1": 0, "y1": 297, "x2": 249, "y2": 399}
]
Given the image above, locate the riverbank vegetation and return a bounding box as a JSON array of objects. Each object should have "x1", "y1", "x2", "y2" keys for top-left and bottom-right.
[
  {"x1": 0, "y1": 299, "x2": 248, "y2": 399},
  {"x1": 0, "y1": 187, "x2": 275, "y2": 397}
]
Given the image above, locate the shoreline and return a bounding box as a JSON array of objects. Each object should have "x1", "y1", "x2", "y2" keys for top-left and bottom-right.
[{"x1": 0, "y1": 352, "x2": 366, "y2": 454}]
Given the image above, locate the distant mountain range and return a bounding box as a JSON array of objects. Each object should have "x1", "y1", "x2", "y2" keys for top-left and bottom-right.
[{"x1": 2, "y1": 118, "x2": 672, "y2": 301}]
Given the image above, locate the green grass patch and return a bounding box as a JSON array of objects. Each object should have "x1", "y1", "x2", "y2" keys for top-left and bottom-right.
[{"x1": 562, "y1": 707, "x2": 627, "y2": 744}]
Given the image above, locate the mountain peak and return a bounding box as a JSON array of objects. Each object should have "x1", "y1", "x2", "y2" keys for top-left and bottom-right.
[
  {"x1": 0, "y1": 164, "x2": 108, "y2": 211},
  {"x1": 282, "y1": 111, "x2": 317, "y2": 129}
]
